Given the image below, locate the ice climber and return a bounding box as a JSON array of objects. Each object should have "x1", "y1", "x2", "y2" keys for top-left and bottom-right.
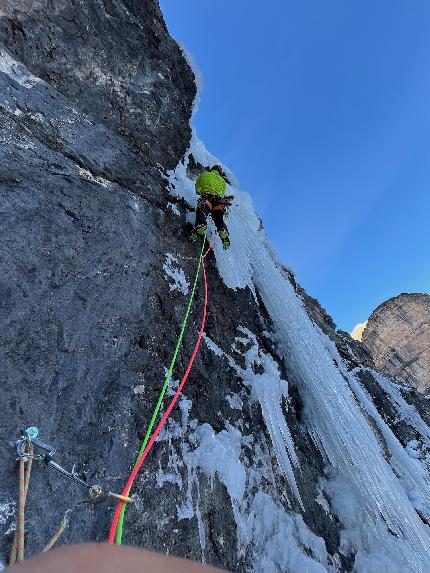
[{"x1": 188, "y1": 166, "x2": 234, "y2": 250}]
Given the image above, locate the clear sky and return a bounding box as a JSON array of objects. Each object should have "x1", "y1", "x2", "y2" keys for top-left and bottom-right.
[{"x1": 160, "y1": 0, "x2": 430, "y2": 333}]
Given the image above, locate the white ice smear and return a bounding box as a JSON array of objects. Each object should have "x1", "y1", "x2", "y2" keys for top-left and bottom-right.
[
  {"x1": 163, "y1": 253, "x2": 189, "y2": 295},
  {"x1": 203, "y1": 329, "x2": 303, "y2": 508},
  {"x1": 183, "y1": 422, "x2": 330, "y2": 573},
  {"x1": 0, "y1": 47, "x2": 44, "y2": 88},
  {"x1": 0, "y1": 501, "x2": 14, "y2": 526},
  {"x1": 226, "y1": 393, "x2": 243, "y2": 411},
  {"x1": 167, "y1": 202, "x2": 180, "y2": 216}
]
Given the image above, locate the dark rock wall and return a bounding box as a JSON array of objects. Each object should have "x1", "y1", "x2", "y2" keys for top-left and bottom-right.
[
  {"x1": 0, "y1": 0, "x2": 195, "y2": 169},
  {"x1": 0, "y1": 0, "x2": 198, "y2": 561}
]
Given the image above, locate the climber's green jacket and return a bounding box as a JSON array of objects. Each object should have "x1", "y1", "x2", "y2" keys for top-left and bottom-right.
[{"x1": 195, "y1": 169, "x2": 227, "y2": 198}]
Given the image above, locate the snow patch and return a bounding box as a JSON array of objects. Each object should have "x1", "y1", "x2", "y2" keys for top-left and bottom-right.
[
  {"x1": 226, "y1": 393, "x2": 243, "y2": 410},
  {"x1": 163, "y1": 253, "x2": 189, "y2": 295},
  {"x1": 203, "y1": 329, "x2": 303, "y2": 508},
  {"x1": 0, "y1": 47, "x2": 44, "y2": 88},
  {"x1": 0, "y1": 501, "x2": 15, "y2": 525},
  {"x1": 78, "y1": 167, "x2": 111, "y2": 188},
  {"x1": 167, "y1": 202, "x2": 180, "y2": 216}
]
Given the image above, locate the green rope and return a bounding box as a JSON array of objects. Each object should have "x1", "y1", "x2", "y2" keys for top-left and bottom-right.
[{"x1": 115, "y1": 237, "x2": 206, "y2": 544}]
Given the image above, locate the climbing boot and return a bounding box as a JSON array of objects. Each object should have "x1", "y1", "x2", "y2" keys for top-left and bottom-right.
[
  {"x1": 219, "y1": 229, "x2": 230, "y2": 250},
  {"x1": 188, "y1": 224, "x2": 207, "y2": 242}
]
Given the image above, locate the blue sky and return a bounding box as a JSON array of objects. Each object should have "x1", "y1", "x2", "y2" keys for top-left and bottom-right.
[{"x1": 160, "y1": 0, "x2": 430, "y2": 332}]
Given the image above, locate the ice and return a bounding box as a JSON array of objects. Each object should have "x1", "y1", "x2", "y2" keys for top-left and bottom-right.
[
  {"x1": 226, "y1": 393, "x2": 243, "y2": 410},
  {"x1": 368, "y1": 368, "x2": 430, "y2": 440},
  {"x1": 167, "y1": 202, "x2": 180, "y2": 216},
  {"x1": 345, "y1": 369, "x2": 430, "y2": 522},
  {"x1": 315, "y1": 491, "x2": 330, "y2": 515},
  {"x1": 186, "y1": 423, "x2": 246, "y2": 502},
  {"x1": 153, "y1": 344, "x2": 329, "y2": 570},
  {"x1": 205, "y1": 187, "x2": 430, "y2": 568},
  {"x1": 236, "y1": 330, "x2": 303, "y2": 508},
  {"x1": 203, "y1": 330, "x2": 303, "y2": 507},
  {"x1": 163, "y1": 253, "x2": 189, "y2": 295},
  {"x1": 196, "y1": 500, "x2": 206, "y2": 561},
  {"x1": 166, "y1": 131, "x2": 241, "y2": 261},
  {"x1": 0, "y1": 501, "x2": 14, "y2": 526},
  {"x1": 183, "y1": 420, "x2": 331, "y2": 572},
  {"x1": 166, "y1": 123, "x2": 430, "y2": 568},
  {"x1": 322, "y1": 470, "x2": 430, "y2": 573},
  {"x1": 78, "y1": 167, "x2": 111, "y2": 188},
  {"x1": 177, "y1": 503, "x2": 194, "y2": 520},
  {"x1": 156, "y1": 470, "x2": 182, "y2": 488},
  {"x1": 179, "y1": 45, "x2": 203, "y2": 116},
  {"x1": 249, "y1": 492, "x2": 328, "y2": 573},
  {"x1": 202, "y1": 334, "x2": 224, "y2": 357},
  {"x1": 0, "y1": 500, "x2": 15, "y2": 561},
  {"x1": 316, "y1": 341, "x2": 430, "y2": 524}
]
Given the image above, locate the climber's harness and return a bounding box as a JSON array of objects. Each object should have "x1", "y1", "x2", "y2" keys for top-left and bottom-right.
[{"x1": 199, "y1": 193, "x2": 234, "y2": 214}]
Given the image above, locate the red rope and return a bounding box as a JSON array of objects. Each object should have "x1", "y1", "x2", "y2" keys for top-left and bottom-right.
[{"x1": 108, "y1": 243, "x2": 212, "y2": 543}]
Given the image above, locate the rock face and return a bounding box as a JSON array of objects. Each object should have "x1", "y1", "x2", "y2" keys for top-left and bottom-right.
[
  {"x1": 0, "y1": 0, "x2": 195, "y2": 171},
  {"x1": 1, "y1": 3, "x2": 430, "y2": 572},
  {"x1": 362, "y1": 294, "x2": 430, "y2": 393}
]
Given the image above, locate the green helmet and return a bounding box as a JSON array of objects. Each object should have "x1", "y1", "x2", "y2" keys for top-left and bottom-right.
[{"x1": 195, "y1": 168, "x2": 227, "y2": 197}]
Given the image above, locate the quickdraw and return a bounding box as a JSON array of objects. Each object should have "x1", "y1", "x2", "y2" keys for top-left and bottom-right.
[
  {"x1": 14, "y1": 428, "x2": 132, "y2": 504},
  {"x1": 10, "y1": 427, "x2": 132, "y2": 564}
]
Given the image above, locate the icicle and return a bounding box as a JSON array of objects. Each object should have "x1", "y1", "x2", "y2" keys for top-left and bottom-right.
[{"x1": 213, "y1": 191, "x2": 430, "y2": 570}]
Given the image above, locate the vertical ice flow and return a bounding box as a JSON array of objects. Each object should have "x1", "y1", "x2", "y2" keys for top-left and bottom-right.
[
  {"x1": 168, "y1": 135, "x2": 430, "y2": 569},
  {"x1": 215, "y1": 182, "x2": 430, "y2": 569}
]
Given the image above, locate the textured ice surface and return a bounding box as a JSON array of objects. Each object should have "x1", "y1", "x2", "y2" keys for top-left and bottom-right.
[
  {"x1": 167, "y1": 202, "x2": 180, "y2": 216},
  {"x1": 317, "y1": 340, "x2": 430, "y2": 526},
  {"x1": 0, "y1": 500, "x2": 15, "y2": 542},
  {"x1": 203, "y1": 329, "x2": 302, "y2": 507},
  {"x1": 249, "y1": 492, "x2": 329, "y2": 573},
  {"x1": 369, "y1": 368, "x2": 430, "y2": 440},
  {"x1": 226, "y1": 393, "x2": 243, "y2": 411},
  {"x1": 155, "y1": 352, "x2": 329, "y2": 571},
  {"x1": 212, "y1": 183, "x2": 430, "y2": 569},
  {"x1": 187, "y1": 423, "x2": 246, "y2": 503},
  {"x1": 0, "y1": 502, "x2": 14, "y2": 526},
  {"x1": 184, "y1": 422, "x2": 331, "y2": 572},
  {"x1": 234, "y1": 329, "x2": 303, "y2": 508},
  {"x1": 163, "y1": 253, "x2": 189, "y2": 295}
]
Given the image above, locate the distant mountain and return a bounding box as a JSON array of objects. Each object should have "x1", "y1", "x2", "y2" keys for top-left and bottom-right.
[{"x1": 361, "y1": 294, "x2": 430, "y2": 393}]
